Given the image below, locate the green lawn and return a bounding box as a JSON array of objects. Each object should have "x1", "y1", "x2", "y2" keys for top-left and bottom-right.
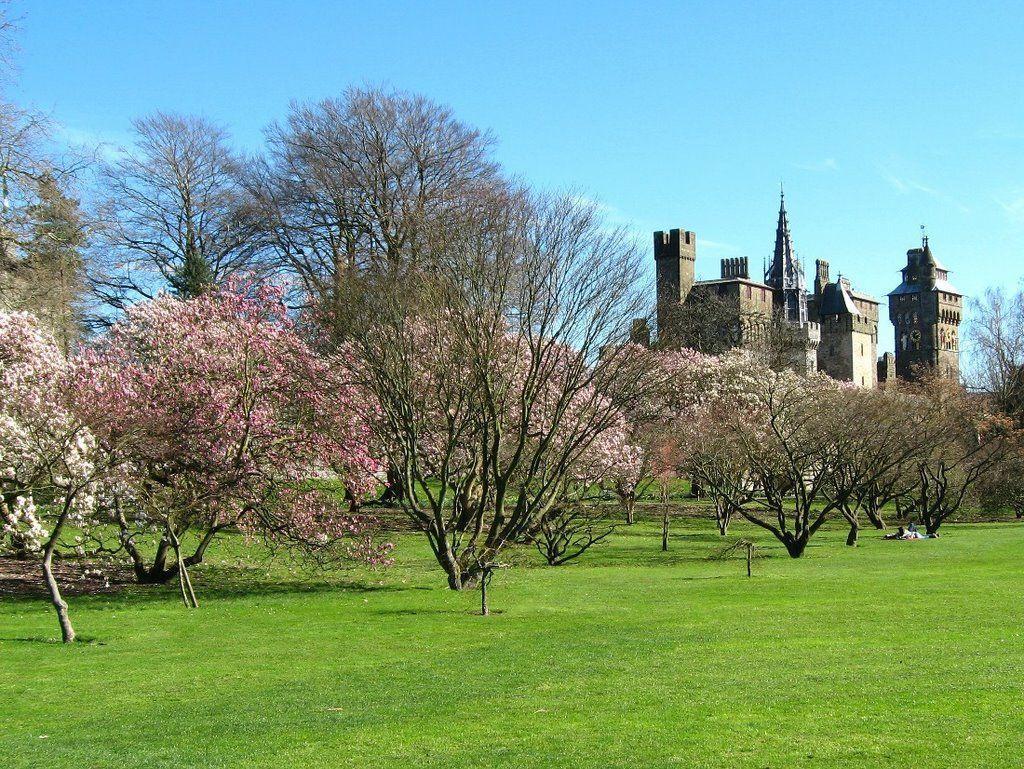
[{"x1": 2, "y1": 517, "x2": 1023, "y2": 768}]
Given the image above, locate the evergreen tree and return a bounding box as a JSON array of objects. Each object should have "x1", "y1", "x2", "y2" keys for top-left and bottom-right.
[
  {"x1": 25, "y1": 172, "x2": 87, "y2": 351},
  {"x1": 171, "y1": 246, "x2": 215, "y2": 298}
]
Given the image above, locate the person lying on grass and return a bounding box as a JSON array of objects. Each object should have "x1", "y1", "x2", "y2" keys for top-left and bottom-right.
[{"x1": 884, "y1": 523, "x2": 936, "y2": 540}]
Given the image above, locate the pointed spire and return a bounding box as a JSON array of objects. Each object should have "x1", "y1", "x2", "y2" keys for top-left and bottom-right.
[
  {"x1": 767, "y1": 186, "x2": 795, "y2": 288},
  {"x1": 765, "y1": 186, "x2": 808, "y2": 326}
]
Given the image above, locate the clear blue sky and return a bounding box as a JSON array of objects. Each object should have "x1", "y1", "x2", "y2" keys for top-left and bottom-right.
[{"x1": 10, "y1": 1, "x2": 1024, "y2": 354}]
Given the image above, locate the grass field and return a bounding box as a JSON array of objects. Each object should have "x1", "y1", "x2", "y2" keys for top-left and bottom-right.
[{"x1": 2, "y1": 516, "x2": 1023, "y2": 768}]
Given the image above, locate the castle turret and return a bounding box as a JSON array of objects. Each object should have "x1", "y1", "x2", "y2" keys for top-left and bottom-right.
[
  {"x1": 720, "y1": 256, "x2": 750, "y2": 280},
  {"x1": 814, "y1": 259, "x2": 830, "y2": 297}
]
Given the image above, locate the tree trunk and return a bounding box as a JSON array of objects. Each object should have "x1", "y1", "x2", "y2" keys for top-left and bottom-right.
[
  {"x1": 846, "y1": 521, "x2": 859, "y2": 546},
  {"x1": 434, "y1": 540, "x2": 467, "y2": 591},
  {"x1": 168, "y1": 529, "x2": 198, "y2": 608},
  {"x1": 865, "y1": 506, "x2": 886, "y2": 530},
  {"x1": 660, "y1": 482, "x2": 670, "y2": 551},
  {"x1": 480, "y1": 574, "x2": 489, "y2": 616},
  {"x1": 715, "y1": 500, "x2": 730, "y2": 536},
  {"x1": 784, "y1": 536, "x2": 807, "y2": 558},
  {"x1": 746, "y1": 542, "x2": 752, "y2": 577},
  {"x1": 42, "y1": 506, "x2": 75, "y2": 643},
  {"x1": 624, "y1": 497, "x2": 635, "y2": 526},
  {"x1": 378, "y1": 465, "x2": 406, "y2": 505}
]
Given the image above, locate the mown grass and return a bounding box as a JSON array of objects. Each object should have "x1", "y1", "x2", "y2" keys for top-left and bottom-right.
[{"x1": 2, "y1": 516, "x2": 1022, "y2": 768}]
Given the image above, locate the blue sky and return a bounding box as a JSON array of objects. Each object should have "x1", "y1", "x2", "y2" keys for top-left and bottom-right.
[{"x1": 10, "y1": 1, "x2": 1024, "y2": 354}]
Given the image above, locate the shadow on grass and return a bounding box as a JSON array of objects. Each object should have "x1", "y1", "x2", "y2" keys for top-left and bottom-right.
[
  {"x1": 373, "y1": 607, "x2": 466, "y2": 617},
  {"x1": 0, "y1": 635, "x2": 105, "y2": 645},
  {"x1": 0, "y1": 567, "x2": 431, "y2": 609}
]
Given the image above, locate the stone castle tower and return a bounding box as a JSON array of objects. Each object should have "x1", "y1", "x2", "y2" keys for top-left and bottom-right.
[
  {"x1": 809, "y1": 260, "x2": 879, "y2": 388},
  {"x1": 654, "y1": 228, "x2": 696, "y2": 343},
  {"x1": 888, "y1": 235, "x2": 962, "y2": 380}
]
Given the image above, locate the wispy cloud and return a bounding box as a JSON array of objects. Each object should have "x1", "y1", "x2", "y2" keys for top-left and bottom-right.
[
  {"x1": 995, "y1": 193, "x2": 1024, "y2": 223},
  {"x1": 53, "y1": 124, "x2": 126, "y2": 161},
  {"x1": 795, "y1": 158, "x2": 839, "y2": 172},
  {"x1": 877, "y1": 165, "x2": 969, "y2": 213}
]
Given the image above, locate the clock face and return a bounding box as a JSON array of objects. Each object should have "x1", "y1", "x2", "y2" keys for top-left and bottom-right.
[{"x1": 910, "y1": 329, "x2": 922, "y2": 343}]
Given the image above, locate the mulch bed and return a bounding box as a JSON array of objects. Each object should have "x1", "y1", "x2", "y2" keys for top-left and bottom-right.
[{"x1": 0, "y1": 556, "x2": 136, "y2": 598}]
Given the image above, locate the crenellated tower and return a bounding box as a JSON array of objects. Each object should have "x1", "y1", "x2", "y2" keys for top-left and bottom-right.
[{"x1": 654, "y1": 228, "x2": 696, "y2": 343}]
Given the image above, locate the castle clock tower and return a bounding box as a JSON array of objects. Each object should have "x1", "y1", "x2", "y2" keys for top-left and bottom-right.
[{"x1": 888, "y1": 235, "x2": 963, "y2": 381}]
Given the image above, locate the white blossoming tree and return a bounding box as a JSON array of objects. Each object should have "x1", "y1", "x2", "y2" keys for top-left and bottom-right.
[{"x1": 0, "y1": 312, "x2": 105, "y2": 643}]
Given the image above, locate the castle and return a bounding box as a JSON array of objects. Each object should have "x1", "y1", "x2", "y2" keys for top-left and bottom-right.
[{"x1": 651, "y1": 190, "x2": 962, "y2": 386}]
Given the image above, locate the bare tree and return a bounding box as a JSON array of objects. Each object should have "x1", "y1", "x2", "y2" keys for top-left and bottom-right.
[
  {"x1": 816, "y1": 388, "x2": 936, "y2": 545},
  {"x1": 89, "y1": 112, "x2": 265, "y2": 317},
  {"x1": 718, "y1": 373, "x2": 845, "y2": 558},
  {"x1": 965, "y1": 286, "x2": 1024, "y2": 424},
  {"x1": 245, "y1": 87, "x2": 502, "y2": 315},
  {"x1": 350, "y1": 191, "x2": 657, "y2": 589},
  {"x1": 904, "y1": 378, "x2": 1009, "y2": 535},
  {"x1": 977, "y1": 441, "x2": 1024, "y2": 519},
  {"x1": 683, "y1": 433, "x2": 754, "y2": 536}
]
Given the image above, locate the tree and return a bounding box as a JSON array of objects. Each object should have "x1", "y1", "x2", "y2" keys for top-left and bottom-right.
[
  {"x1": 0, "y1": 312, "x2": 107, "y2": 642},
  {"x1": 0, "y1": 94, "x2": 93, "y2": 343},
  {"x1": 530, "y1": 421, "x2": 638, "y2": 563},
  {"x1": 350, "y1": 192, "x2": 657, "y2": 589},
  {"x1": 814, "y1": 387, "x2": 933, "y2": 546},
  {"x1": 246, "y1": 86, "x2": 502, "y2": 315},
  {"x1": 77, "y1": 283, "x2": 388, "y2": 599},
  {"x1": 977, "y1": 439, "x2": 1024, "y2": 519},
  {"x1": 670, "y1": 356, "x2": 845, "y2": 558},
  {"x1": 903, "y1": 379, "x2": 1009, "y2": 536},
  {"x1": 658, "y1": 288, "x2": 745, "y2": 355},
  {"x1": 22, "y1": 172, "x2": 87, "y2": 351},
  {"x1": 530, "y1": 501, "x2": 615, "y2": 566},
  {"x1": 658, "y1": 349, "x2": 760, "y2": 537},
  {"x1": 89, "y1": 112, "x2": 265, "y2": 318},
  {"x1": 965, "y1": 286, "x2": 1024, "y2": 425}
]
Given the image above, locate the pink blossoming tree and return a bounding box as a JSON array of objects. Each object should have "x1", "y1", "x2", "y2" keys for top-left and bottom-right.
[{"x1": 77, "y1": 283, "x2": 388, "y2": 604}]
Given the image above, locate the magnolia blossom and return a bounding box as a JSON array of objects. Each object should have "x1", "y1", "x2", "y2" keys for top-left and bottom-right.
[
  {"x1": 76, "y1": 283, "x2": 388, "y2": 571},
  {"x1": 0, "y1": 312, "x2": 99, "y2": 554}
]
